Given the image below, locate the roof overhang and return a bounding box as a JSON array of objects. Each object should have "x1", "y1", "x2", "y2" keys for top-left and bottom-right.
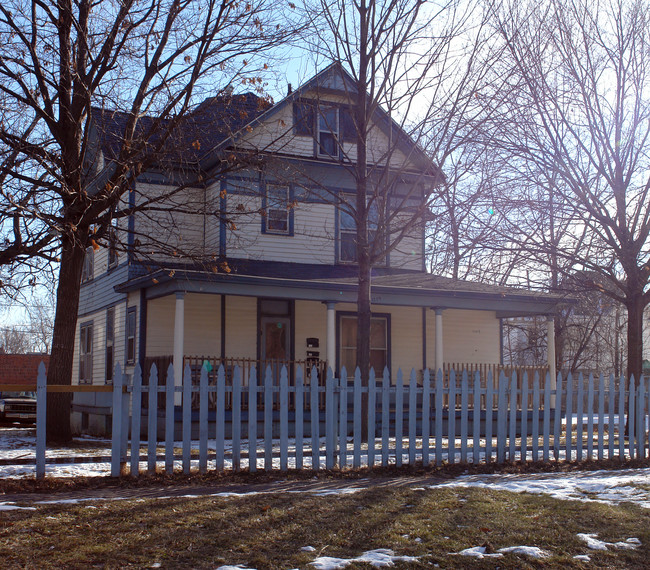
[{"x1": 116, "y1": 268, "x2": 570, "y2": 317}]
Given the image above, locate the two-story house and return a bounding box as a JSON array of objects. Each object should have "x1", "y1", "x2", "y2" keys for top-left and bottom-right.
[{"x1": 71, "y1": 64, "x2": 565, "y2": 434}]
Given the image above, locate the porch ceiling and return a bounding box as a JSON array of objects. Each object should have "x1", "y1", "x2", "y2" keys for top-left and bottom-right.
[{"x1": 115, "y1": 260, "x2": 572, "y2": 316}]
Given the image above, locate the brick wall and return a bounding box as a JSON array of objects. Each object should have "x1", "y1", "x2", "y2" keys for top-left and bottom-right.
[{"x1": 0, "y1": 354, "x2": 50, "y2": 386}]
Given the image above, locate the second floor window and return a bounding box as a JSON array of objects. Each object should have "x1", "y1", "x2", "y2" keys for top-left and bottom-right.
[
  {"x1": 126, "y1": 308, "x2": 136, "y2": 364},
  {"x1": 108, "y1": 223, "x2": 118, "y2": 269},
  {"x1": 81, "y1": 246, "x2": 94, "y2": 282},
  {"x1": 79, "y1": 322, "x2": 93, "y2": 384},
  {"x1": 264, "y1": 184, "x2": 291, "y2": 234},
  {"x1": 338, "y1": 201, "x2": 383, "y2": 264},
  {"x1": 105, "y1": 308, "x2": 114, "y2": 385}
]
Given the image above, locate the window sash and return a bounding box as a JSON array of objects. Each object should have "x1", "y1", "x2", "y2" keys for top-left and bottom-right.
[
  {"x1": 318, "y1": 107, "x2": 339, "y2": 156},
  {"x1": 265, "y1": 184, "x2": 290, "y2": 234},
  {"x1": 126, "y1": 310, "x2": 136, "y2": 364},
  {"x1": 79, "y1": 324, "x2": 93, "y2": 384},
  {"x1": 81, "y1": 247, "x2": 94, "y2": 282}
]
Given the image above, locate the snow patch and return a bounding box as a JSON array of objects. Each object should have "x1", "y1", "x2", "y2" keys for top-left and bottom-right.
[
  {"x1": 452, "y1": 546, "x2": 503, "y2": 559},
  {"x1": 310, "y1": 549, "x2": 418, "y2": 569},
  {"x1": 578, "y1": 533, "x2": 641, "y2": 551},
  {"x1": 0, "y1": 502, "x2": 36, "y2": 511},
  {"x1": 497, "y1": 545, "x2": 550, "y2": 558}
]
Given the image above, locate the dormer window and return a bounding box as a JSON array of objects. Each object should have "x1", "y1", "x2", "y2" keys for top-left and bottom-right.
[
  {"x1": 293, "y1": 100, "x2": 356, "y2": 158},
  {"x1": 318, "y1": 106, "x2": 338, "y2": 156}
]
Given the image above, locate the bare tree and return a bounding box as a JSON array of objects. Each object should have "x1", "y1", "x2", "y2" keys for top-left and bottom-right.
[
  {"x1": 301, "y1": 0, "x2": 502, "y2": 384},
  {"x1": 0, "y1": 0, "x2": 297, "y2": 441},
  {"x1": 487, "y1": 0, "x2": 650, "y2": 381}
]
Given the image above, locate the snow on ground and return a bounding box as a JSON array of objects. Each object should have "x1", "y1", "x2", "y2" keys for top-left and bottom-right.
[
  {"x1": 577, "y1": 534, "x2": 641, "y2": 551},
  {"x1": 434, "y1": 468, "x2": 650, "y2": 508},
  {"x1": 2, "y1": 427, "x2": 650, "y2": 511},
  {"x1": 310, "y1": 549, "x2": 419, "y2": 569}
]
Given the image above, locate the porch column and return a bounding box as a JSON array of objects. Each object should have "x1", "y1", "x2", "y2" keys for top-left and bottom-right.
[
  {"x1": 547, "y1": 315, "x2": 557, "y2": 405},
  {"x1": 435, "y1": 308, "x2": 444, "y2": 374},
  {"x1": 326, "y1": 302, "x2": 336, "y2": 375},
  {"x1": 173, "y1": 292, "x2": 185, "y2": 404}
]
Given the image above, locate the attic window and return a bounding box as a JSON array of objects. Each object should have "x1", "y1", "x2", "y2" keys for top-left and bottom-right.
[{"x1": 293, "y1": 101, "x2": 356, "y2": 154}]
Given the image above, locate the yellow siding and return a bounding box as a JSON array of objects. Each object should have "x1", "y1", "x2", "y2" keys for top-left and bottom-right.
[
  {"x1": 442, "y1": 309, "x2": 500, "y2": 364},
  {"x1": 294, "y1": 300, "x2": 328, "y2": 361},
  {"x1": 225, "y1": 295, "x2": 257, "y2": 359},
  {"x1": 183, "y1": 294, "x2": 221, "y2": 356},
  {"x1": 146, "y1": 296, "x2": 175, "y2": 357}
]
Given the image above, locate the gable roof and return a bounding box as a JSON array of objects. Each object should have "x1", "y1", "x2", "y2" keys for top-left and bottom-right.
[{"x1": 91, "y1": 63, "x2": 439, "y2": 179}]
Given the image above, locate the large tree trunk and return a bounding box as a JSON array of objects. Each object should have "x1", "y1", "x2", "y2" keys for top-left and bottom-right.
[
  {"x1": 626, "y1": 294, "x2": 644, "y2": 384},
  {"x1": 46, "y1": 235, "x2": 86, "y2": 443}
]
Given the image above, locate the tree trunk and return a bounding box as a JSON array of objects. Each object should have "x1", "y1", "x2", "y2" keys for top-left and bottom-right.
[
  {"x1": 626, "y1": 294, "x2": 644, "y2": 384},
  {"x1": 46, "y1": 234, "x2": 86, "y2": 443}
]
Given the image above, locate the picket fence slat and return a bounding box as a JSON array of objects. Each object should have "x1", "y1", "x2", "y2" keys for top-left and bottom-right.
[
  {"x1": 354, "y1": 368, "x2": 362, "y2": 469},
  {"x1": 310, "y1": 366, "x2": 319, "y2": 470},
  {"x1": 449, "y1": 370, "x2": 456, "y2": 465},
  {"x1": 264, "y1": 367, "x2": 273, "y2": 471},
  {"x1": 131, "y1": 365, "x2": 142, "y2": 477},
  {"x1": 382, "y1": 368, "x2": 390, "y2": 467},
  {"x1": 30, "y1": 361, "x2": 650, "y2": 479},
  {"x1": 409, "y1": 369, "x2": 417, "y2": 466},
  {"x1": 249, "y1": 366, "x2": 258, "y2": 473},
  {"x1": 422, "y1": 369, "x2": 430, "y2": 466},
  {"x1": 182, "y1": 364, "x2": 192, "y2": 474},
  {"x1": 199, "y1": 364, "x2": 208, "y2": 473},
  {"x1": 368, "y1": 369, "x2": 376, "y2": 467},
  {"x1": 460, "y1": 370, "x2": 468, "y2": 463},
  {"x1": 147, "y1": 364, "x2": 158, "y2": 474},
  {"x1": 395, "y1": 369, "x2": 403, "y2": 467},
  {"x1": 232, "y1": 367, "x2": 242, "y2": 471},
  {"x1": 295, "y1": 367, "x2": 304, "y2": 470}
]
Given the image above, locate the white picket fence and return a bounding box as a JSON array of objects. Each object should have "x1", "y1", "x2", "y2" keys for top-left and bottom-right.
[{"x1": 34, "y1": 362, "x2": 650, "y2": 478}]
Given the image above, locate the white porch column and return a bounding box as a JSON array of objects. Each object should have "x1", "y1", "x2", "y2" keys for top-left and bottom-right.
[
  {"x1": 547, "y1": 315, "x2": 557, "y2": 404},
  {"x1": 435, "y1": 308, "x2": 444, "y2": 374},
  {"x1": 173, "y1": 292, "x2": 185, "y2": 404},
  {"x1": 326, "y1": 302, "x2": 336, "y2": 375}
]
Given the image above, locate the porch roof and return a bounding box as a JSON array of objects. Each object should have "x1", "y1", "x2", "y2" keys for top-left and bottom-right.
[{"x1": 115, "y1": 259, "x2": 571, "y2": 317}]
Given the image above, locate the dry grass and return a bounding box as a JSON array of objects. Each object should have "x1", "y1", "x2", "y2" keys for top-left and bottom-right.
[{"x1": 1, "y1": 480, "x2": 649, "y2": 568}]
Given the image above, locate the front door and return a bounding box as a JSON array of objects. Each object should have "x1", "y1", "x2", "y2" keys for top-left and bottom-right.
[{"x1": 261, "y1": 316, "x2": 291, "y2": 362}]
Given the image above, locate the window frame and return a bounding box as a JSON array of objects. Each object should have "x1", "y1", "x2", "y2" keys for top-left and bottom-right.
[
  {"x1": 81, "y1": 246, "x2": 94, "y2": 282},
  {"x1": 79, "y1": 321, "x2": 93, "y2": 385},
  {"x1": 317, "y1": 105, "x2": 339, "y2": 157},
  {"x1": 337, "y1": 312, "x2": 391, "y2": 378},
  {"x1": 337, "y1": 198, "x2": 385, "y2": 265},
  {"x1": 262, "y1": 183, "x2": 293, "y2": 236},
  {"x1": 107, "y1": 222, "x2": 118, "y2": 270},
  {"x1": 126, "y1": 307, "x2": 137, "y2": 365},
  {"x1": 105, "y1": 307, "x2": 115, "y2": 385}
]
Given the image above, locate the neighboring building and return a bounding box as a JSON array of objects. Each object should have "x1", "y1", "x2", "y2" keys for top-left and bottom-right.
[
  {"x1": 0, "y1": 353, "x2": 49, "y2": 386},
  {"x1": 72, "y1": 64, "x2": 566, "y2": 433}
]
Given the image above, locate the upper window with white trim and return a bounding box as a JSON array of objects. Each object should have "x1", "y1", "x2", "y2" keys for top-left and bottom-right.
[{"x1": 293, "y1": 100, "x2": 356, "y2": 159}]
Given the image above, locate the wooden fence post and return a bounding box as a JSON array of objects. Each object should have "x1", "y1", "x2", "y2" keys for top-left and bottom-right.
[
  {"x1": 310, "y1": 366, "x2": 319, "y2": 470},
  {"x1": 147, "y1": 363, "x2": 158, "y2": 474},
  {"x1": 248, "y1": 365, "x2": 258, "y2": 473},
  {"x1": 131, "y1": 364, "x2": 142, "y2": 477},
  {"x1": 199, "y1": 363, "x2": 208, "y2": 473},
  {"x1": 422, "y1": 369, "x2": 430, "y2": 467},
  {"x1": 368, "y1": 368, "x2": 376, "y2": 468},
  {"x1": 111, "y1": 363, "x2": 124, "y2": 477},
  {"x1": 35, "y1": 362, "x2": 47, "y2": 479},
  {"x1": 182, "y1": 363, "x2": 192, "y2": 475},
  {"x1": 165, "y1": 363, "x2": 175, "y2": 474}
]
